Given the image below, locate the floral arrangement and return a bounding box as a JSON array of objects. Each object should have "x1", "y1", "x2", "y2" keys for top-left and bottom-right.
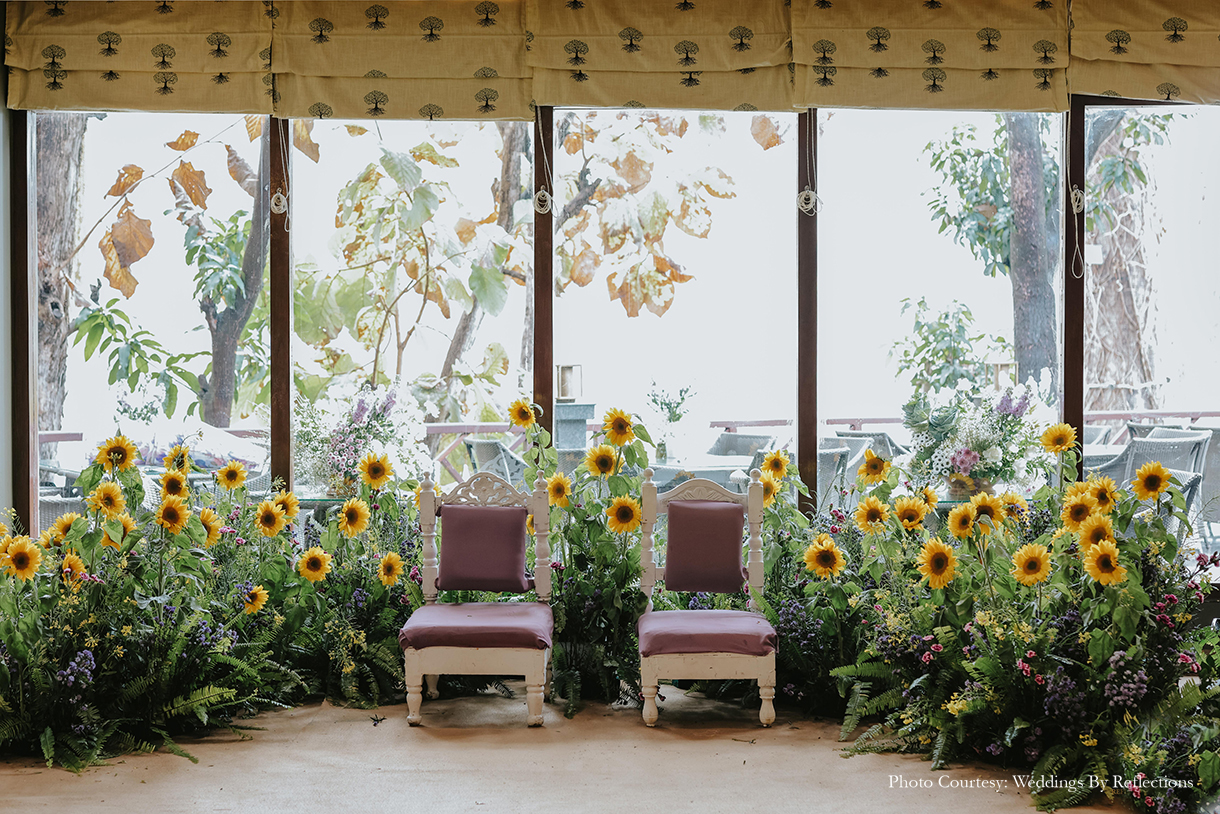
[
  {"x1": 293, "y1": 382, "x2": 429, "y2": 496},
  {"x1": 903, "y1": 385, "x2": 1050, "y2": 493}
]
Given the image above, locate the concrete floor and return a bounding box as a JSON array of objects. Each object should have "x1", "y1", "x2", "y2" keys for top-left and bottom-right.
[{"x1": 2, "y1": 684, "x2": 1116, "y2": 814}]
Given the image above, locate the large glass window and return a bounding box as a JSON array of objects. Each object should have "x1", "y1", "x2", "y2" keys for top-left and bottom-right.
[
  {"x1": 35, "y1": 112, "x2": 269, "y2": 530},
  {"x1": 551, "y1": 109, "x2": 798, "y2": 485}
]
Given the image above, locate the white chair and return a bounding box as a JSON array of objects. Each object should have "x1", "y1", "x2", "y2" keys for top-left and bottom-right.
[
  {"x1": 398, "y1": 471, "x2": 552, "y2": 726},
  {"x1": 638, "y1": 468, "x2": 776, "y2": 727}
]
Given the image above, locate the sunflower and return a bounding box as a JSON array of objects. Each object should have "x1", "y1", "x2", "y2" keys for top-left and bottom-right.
[
  {"x1": 1011, "y1": 543, "x2": 1051, "y2": 587},
  {"x1": 379, "y1": 552, "x2": 405, "y2": 587},
  {"x1": 970, "y1": 493, "x2": 1005, "y2": 535},
  {"x1": 946, "y1": 504, "x2": 977, "y2": 539},
  {"x1": 999, "y1": 492, "x2": 1028, "y2": 520},
  {"x1": 95, "y1": 435, "x2": 139, "y2": 473},
  {"x1": 547, "y1": 472, "x2": 573, "y2": 507},
  {"x1": 216, "y1": 461, "x2": 247, "y2": 491},
  {"x1": 1132, "y1": 461, "x2": 1171, "y2": 501},
  {"x1": 527, "y1": 514, "x2": 535, "y2": 535},
  {"x1": 160, "y1": 469, "x2": 188, "y2": 499},
  {"x1": 298, "y1": 546, "x2": 333, "y2": 583},
  {"x1": 4, "y1": 537, "x2": 41, "y2": 581},
  {"x1": 243, "y1": 584, "x2": 269, "y2": 614},
  {"x1": 273, "y1": 490, "x2": 300, "y2": 520},
  {"x1": 338, "y1": 498, "x2": 371, "y2": 537},
  {"x1": 155, "y1": 495, "x2": 191, "y2": 536},
  {"x1": 49, "y1": 513, "x2": 83, "y2": 547},
  {"x1": 1060, "y1": 492, "x2": 1098, "y2": 532},
  {"x1": 854, "y1": 495, "x2": 889, "y2": 534},
  {"x1": 1077, "y1": 513, "x2": 1115, "y2": 553},
  {"x1": 585, "y1": 444, "x2": 619, "y2": 477},
  {"x1": 920, "y1": 486, "x2": 939, "y2": 509},
  {"x1": 0, "y1": 521, "x2": 7, "y2": 538},
  {"x1": 413, "y1": 483, "x2": 441, "y2": 509},
  {"x1": 199, "y1": 507, "x2": 222, "y2": 548},
  {"x1": 358, "y1": 452, "x2": 394, "y2": 490},
  {"x1": 857, "y1": 449, "x2": 891, "y2": 485},
  {"x1": 0, "y1": 535, "x2": 9, "y2": 557},
  {"x1": 916, "y1": 538, "x2": 957, "y2": 590},
  {"x1": 893, "y1": 496, "x2": 928, "y2": 530},
  {"x1": 60, "y1": 551, "x2": 86, "y2": 582},
  {"x1": 162, "y1": 444, "x2": 193, "y2": 473},
  {"x1": 803, "y1": 533, "x2": 846, "y2": 579},
  {"x1": 760, "y1": 472, "x2": 780, "y2": 508},
  {"x1": 762, "y1": 450, "x2": 789, "y2": 480},
  {"x1": 102, "y1": 513, "x2": 137, "y2": 549},
  {"x1": 1083, "y1": 539, "x2": 1127, "y2": 586},
  {"x1": 1041, "y1": 423, "x2": 1077, "y2": 454},
  {"x1": 606, "y1": 496, "x2": 642, "y2": 535},
  {"x1": 508, "y1": 398, "x2": 536, "y2": 428},
  {"x1": 1064, "y1": 480, "x2": 1092, "y2": 500},
  {"x1": 1088, "y1": 476, "x2": 1118, "y2": 514},
  {"x1": 86, "y1": 482, "x2": 126, "y2": 520},
  {"x1": 254, "y1": 500, "x2": 286, "y2": 537}
]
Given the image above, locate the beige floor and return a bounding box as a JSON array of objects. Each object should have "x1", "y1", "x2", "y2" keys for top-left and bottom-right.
[{"x1": 2, "y1": 685, "x2": 1116, "y2": 814}]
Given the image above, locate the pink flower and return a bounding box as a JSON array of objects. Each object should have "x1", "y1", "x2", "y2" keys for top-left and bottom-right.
[
  {"x1": 1145, "y1": 797, "x2": 1155, "y2": 807},
  {"x1": 931, "y1": 644, "x2": 943, "y2": 652},
  {"x1": 1165, "y1": 594, "x2": 1178, "y2": 604},
  {"x1": 1034, "y1": 674, "x2": 1045, "y2": 685},
  {"x1": 1026, "y1": 650, "x2": 1036, "y2": 659},
  {"x1": 921, "y1": 652, "x2": 933, "y2": 664},
  {"x1": 829, "y1": 525, "x2": 842, "y2": 534},
  {"x1": 1135, "y1": 773, "x2": 1146, "y2": 781},
  {"x1": 874, "y1": 604, "x2": 883, "y2": 612},
  {"x1": 1179, "y1": 653, "x2": 1195, "y2": 664},
  {"x1": 923, "y1": 635, "x2": 934, "y2": 641}
]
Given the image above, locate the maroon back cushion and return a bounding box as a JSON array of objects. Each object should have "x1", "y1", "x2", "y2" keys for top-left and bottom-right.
[
  {"x1": 436, "y1": 504, "x2": 531, "y2": 593},
  {"x1": 664, "y1": 500, "x2": 747, "y2": 594}
]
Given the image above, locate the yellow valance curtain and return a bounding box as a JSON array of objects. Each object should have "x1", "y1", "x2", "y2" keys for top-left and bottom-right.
[
  {"x1": 525, "y1": 0, "x2": 793, "y2": 112},
  {"x1": 792, "y1": 0, "x2": 1070, "y2": 112},
  {"x1": 5, "y1": 0, "x2": 273, "y2": 113},
  {"x1": 1070, "y1": 0, "x2": 1220, "y2": 105}
]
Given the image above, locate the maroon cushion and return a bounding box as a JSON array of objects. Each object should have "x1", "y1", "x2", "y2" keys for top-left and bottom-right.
[
  {"x1": 664, "y1": 500, "x2": 747, "y2": 593},
  {"x1": 638, "y1": 610, "x2": 776, "y2": 657},
  {"x1": 436, "y1": 504, "x2": 531, "y2": 593},
  {"x1": 398, "y1": 603, "x2": 553, "y2": 651}
]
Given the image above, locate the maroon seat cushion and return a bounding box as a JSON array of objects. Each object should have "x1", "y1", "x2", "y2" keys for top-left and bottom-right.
[
  {"x1": 436, "y1": 504, "x2": 531, "y2": 593},
  {"x1": 638, "y1": 610, "x2": 776, "y2": 657},
  {"x1": 398, "y1": 602, "x2": 553, "y2": 651},
  {"x1": 665, "y1": 500, "x2": 747, "y2": 594}
]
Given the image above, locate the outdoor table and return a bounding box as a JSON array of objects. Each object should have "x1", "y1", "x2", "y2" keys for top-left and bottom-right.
[{"x1": 650, "y1": 453, "x2": 756, "y2": 492}]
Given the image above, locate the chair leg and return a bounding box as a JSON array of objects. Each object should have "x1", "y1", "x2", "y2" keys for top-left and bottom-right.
[
  {"x1": 544, "y1": 649, "x2": 553, "y2": 703},
  {"x1": 526, "y1": 684, "x2": 544, "y2": 727},
  {"x1": 406, "y1": 682, "x2": 424, "y2": 726},
  {"x1": 641, "y1": 663, "x2": 659, "y2": 727},
  {"x1": 425, "y1": 674, "x2": 440, "y2": 699},
  {"x1": 758, "y1": 679, "x2": 776, "y2": 727}
]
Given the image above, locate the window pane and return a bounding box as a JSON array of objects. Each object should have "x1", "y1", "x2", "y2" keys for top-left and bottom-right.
[
  {"x1": 290, "y1": 120, "x2": 533, "y2": 494},
  {"x1": 551, "y1": 109, "x2": 798, "y2": 486},
  {"x1": 35, "y1": 112, "x2": 269, "y2": 531},
  {"x1": 818, "y1": 110, "x2": 1063, "y2": 506}
]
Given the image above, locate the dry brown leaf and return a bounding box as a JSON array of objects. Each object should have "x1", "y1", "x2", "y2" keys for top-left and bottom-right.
[
  {"x1": 293, "y1": 119, "x2": 320, "y2": 163},
  {"x1": 111, "y1": 203, "x2": 154, "y2": 270},
  {"x1": 655, "y1": 253, "x2": 692, "y2": 284},
  {"x1": 170, "y1": 161, "x2": 212, "y2": 210},
  {"x1": 569, "y1": 244, "x2": 600, "y2": 287},
  {"x1": 166, "y1": 130, "x2": 199, "y2": 151},
  {"x1": 244, "y1": 114, "x2": 264, "y2": 142},
  {"x1": 612, "y1": 153, "x2": 653, "y2": 193},
  {"x1": 454, "y1": 217, "x2": 478, "y2": 245},
  {"x1": 345, "y1": 125, "x2": 369, "y2": 137},
  {"x1": 168, "y1": 178, "x2": 203, "y2": 229},
  {"x1": 750, "y1": 115, "x2": 783, "y2": 150},
  {"x1": 98, "y1": 229, "x2": 138, "y2": 299},
  {"x1": 975, "y1": 203, "x2": 998, "y2": 221},
  {"x1": 563, "y1": 132, "x2": 584, "y2": 155},
  {"x1": 105, "y1": 164, "x2": 144, "y2": 198},
  {"x1": 225, "y1": 144, "x2": 258, "y2": 197}
]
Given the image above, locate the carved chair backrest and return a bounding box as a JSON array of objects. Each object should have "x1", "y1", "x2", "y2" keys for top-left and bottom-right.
[
  {"x1": 418, "y1": 471, "x2": 551, "y2": 604},
  {"x1": 640, "y1": 468, "x2": 764, "y2": 612}
]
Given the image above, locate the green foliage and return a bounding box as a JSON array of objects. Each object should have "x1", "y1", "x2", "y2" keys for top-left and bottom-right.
[{"x1": 890, "y1": 297, "x2": 1011, "y2": 396}]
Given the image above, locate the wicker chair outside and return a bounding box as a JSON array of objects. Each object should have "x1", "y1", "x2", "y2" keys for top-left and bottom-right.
[
  {"x1": 706, "y1": 432, "x2": 775, "y2": 457},
  {"x1": 1082, "y1": 425, "x2": 1110, "y2": 445},
  {"x1": 834, "y1": 429, "x2": 909, "y2": 458},
  {"x1": 1087, "y1": 437, "x2": 1209, "y2": 485},
  {"x1": 820, "y1": 436, "x2": 870, "y2": 513},
  {"x1": 1145, "y1": 428, "x2": 1211, "y2": 475},
  {"x1": 465, "y1": 439, "x2": 528, "y2": 488},
  {"x1": 1125, "y1": 421, "x2": 1185, "y2": 441},
  {"x1": 1188, "y1": 425, "x2": 1220, "y2": 528},
  {"x1": 816, "y1": 446, "x2": 848, "y2": 511}
]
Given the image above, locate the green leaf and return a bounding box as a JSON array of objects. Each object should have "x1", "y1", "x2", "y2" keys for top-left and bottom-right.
[
  {"x1": 469, "y1": 263, "x2": 509, "y2": 316},
  {"x1": 1200, "y1": 750, "x2": 1220, "y2": 789},
  {"x1": 402, "y1": 186, "x2": 440, "y2": 232},
  {"x1": 379, "y1": 148, "x2": 421, "y2": 190}
]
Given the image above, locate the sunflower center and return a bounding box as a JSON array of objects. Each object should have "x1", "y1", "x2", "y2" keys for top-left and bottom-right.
[
  {"x1": 12, "y1": 552, "x2": 28, "y2": 569},
  {"x1": 1144, "y1": 476, "x2": 1162, "y2": 491},
  {"x1": 867, "y1": 509, "x2": 882, "y2": 523},
  {"x1": 616, "y1": 507, "x2": 633, "y2": 522},
  {"x1": 165, "y1": 509, "x2": 179, "y2": 523},
  {"x1": 977, "y1": 507, "x2": 994, "y2": 520},
  {"x1": 931, "y1": 553, "x2": 947, "y2": 572},
  {"x1": 307, "y1": 556, "x2": 322, "y2": 570},
  {"x1": 1097, "y1": 555, "x2": 1114, "y2": 572},
  {"x1": 1071, "y1": 505, "x2": 1090, "y2": 521},
  {"x1": 956, "y1": 517, "x2": 970, "y2": 528},
  {"x1": 1024, "y1": 559, "x2": 1039, "y2": 573},
  {"x1": 262, "y1": 512, "x2": 275, "y2": 525},
  {"x1": 902, "y1": 511, "x2": 917, "y2": 522},
  {"x1": 1053, "y1": 433, "x2": 1067, "y2": 446},
  {"x1": 382, "y1": 562, "x2": 393, "y2": 575},
  {"x1": 816, "y1": 551, "x2": 835, "y2": 567},
  {"x1": 614, "y1": 419, "x2": 628, "y2": 432},
  {"x1": 371, "y1": 465, "x2": 383, "y2": 478},
  {"x1": 1096, "y1": 492, "x2": 1110, "y2": 506},
  {"x1": 346, "y1": 510, "x2": 357, "y2": 523},
  {"x1": 1089, "y1": 528, "x2": 1106, "y2": 544}
]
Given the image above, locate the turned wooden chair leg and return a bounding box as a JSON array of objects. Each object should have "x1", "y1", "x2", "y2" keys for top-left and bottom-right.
[
  {"x1": 406, "y1": 682, "x2": 424, "y2": 726},
  {"x1": 425, "y1": 674, "x2": 440, "y2": 699},
  {"x1": 641, "y1": 663, "x2": 660, "y2": 726},
  {"x1": 759, "y1": 673, "x2": 776, "y2": 727}
]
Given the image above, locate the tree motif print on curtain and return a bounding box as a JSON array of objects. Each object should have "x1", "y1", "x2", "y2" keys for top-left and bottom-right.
[
  {"x1": 365, "y1": 5, "x2": 388, "y2": 31},
  {"x1": 419, "y1": 16, "x2": 443, "y2": 41}
]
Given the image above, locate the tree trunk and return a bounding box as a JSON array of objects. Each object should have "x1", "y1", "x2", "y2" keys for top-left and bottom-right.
[
  {"x1": 1004, "y1": 113, "x2": 1058, "y2": 395},
  {"x1": 36, "y1": 113, "x2": 90, "y2": 462},
  {"x1": 199, "y1": 122, "x2": 271, "y2": 427}
]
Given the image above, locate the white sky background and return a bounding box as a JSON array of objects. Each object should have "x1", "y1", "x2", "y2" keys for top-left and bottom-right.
[{"x1": 49, "y1": 106, "x2": 1220, "y2": 469}]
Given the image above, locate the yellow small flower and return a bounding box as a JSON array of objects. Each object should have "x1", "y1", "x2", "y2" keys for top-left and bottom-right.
[
  {"x1": 4, "y1": 537, "x2": 41, "y2": 581},
  {"x1": 359, "y1": 452, "x2": 394, "y2": 490},
  {"x1": 273, "y1": 490, "x2": 300, "y2": 520},
  {"x1": 378, "y1": 552, "x2": 405, "y2": 587},
  {"x1": 1080, "y1": 733, "x2": 1097, "y2": 747},
  {"x1": 857, "y1": 449, "x2": 891, "y2": 485},
  {"x1": 338, "y1": 498, "x2": 371, "y2": 537},
  {"x1": 803, "y1": 533, "x2": 845, "y2": 579},
  {"x1": 1131, "y1": 461, "x2": 1171, "y2": 501},
  {"x1": 1083, "y1": 539, "x2": 1127, "y2": 585},
  {"x1": 298, "y1": 546, "x2": 333, "y2": 583},
  {"x1": 86, "y1": 482, "x2": 126, "y2": 520},
  {"x1": 893, "y1": 496, "x2": 927, "y2": 530},
  {"x1": 605, "y1": 496, "x2": 642, "y2": 535},
  {"x1": 155, "y1": 496, "x2": 191, "y2": 536},
  {"x1": 947, "y1": 504, "x2": 976, "y2": 539},
  {"x1": 242, "y1": 584, "x2": 269, "y2": 614},
  {"x1": 854, "y1": 496, "x2": 889, "y2": 534},
  {"x1": 602, "y1": 408, "x2": 635, "y2": 446},
  {"x1": 916, "y1": 538, "x2": 956, "y2": 590},
  {"x1": 162, "y1": 444, "x2": 193, "y2": 473},
  {"x1": 999, "y1": 492, "x2": 1027, "y2": 519},
  {"x1": 95, "y1": 435, "x2": 139, "y2": 473},
  {"x1": 547, "y1": 472, "x2": 573, "y2": 507},
  {"x1": 255, "y1": 500, "x2": 287, "y2": 538},
  {"x1": 160, "y1": 469, "x2": 188, "y2": 499},
  {"x1": 920, "y1": 485, "x2": 939, "y2": 509},
  {"x1": 585, "y1": 444, "x2": 619, "y2": 477},
  {"x1": 1061, "y1": 492, "x2": 1098, "y2": 532},
  {"x1": 762, "y1": 450, "x2": 789, "y2": 480},
  {"x1": 1088, "y1": 476, "x2": 1118, "y2": 514},
  {"x1": 970, "y1": 493, "x2": 1005, "y2": 535},
  {"x1": 216, "y1": 460, "x2": 247, "y2": 491},
  {"x1": 508, "y1": 398, "x2": 536, "y2": 428},
  {"x1": 760, "y1": 472, "x2": 780, "y2": 508},
  {"x1": 1011, "y1": 543, "x2": 1051, "y2": 587},
  {"x1": 1041, "y1": 423, "x2": 1077, "y2": 454}
]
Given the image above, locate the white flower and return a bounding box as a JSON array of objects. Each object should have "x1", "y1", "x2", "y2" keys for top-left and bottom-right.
[{"x1": 982, "y1": 446, "x2": 1002, "y2": 464}]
